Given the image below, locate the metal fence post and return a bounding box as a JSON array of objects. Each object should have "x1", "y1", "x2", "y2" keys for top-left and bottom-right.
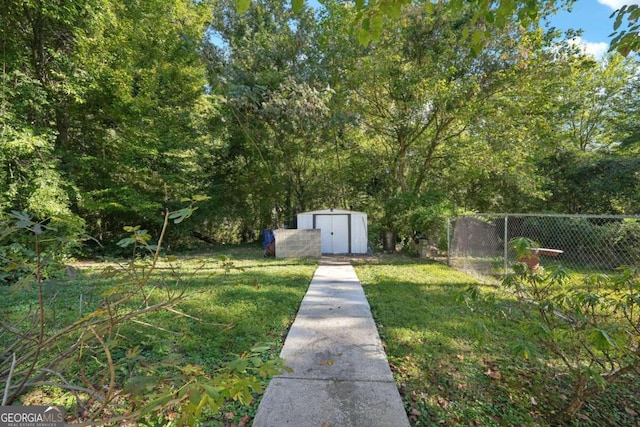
[
  {"x1": 447, "y1": 217, "x2": 451, "y2": 266},
  {"x1": 504, "y1": 214, "x2": 509, "y2": 277}
]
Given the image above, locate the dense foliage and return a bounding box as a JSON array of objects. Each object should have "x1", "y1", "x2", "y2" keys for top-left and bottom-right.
[{"x1": 1, "y1": 0, "x2": 639, "y2": 253}]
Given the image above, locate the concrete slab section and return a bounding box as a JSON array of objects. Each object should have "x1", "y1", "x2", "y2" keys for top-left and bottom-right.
[
  {"x1": 279, "y1": 316, "x2": 393, "y2": 381},
  {"x1": 297, "y1": 266, "x2": 372, "y2": 318},
  {"x1": 297, "y1": 290, "x2": 372, "y2": 317},
  {"x1": 253, "y1": 377, "x2": 410, "y2": 427}
]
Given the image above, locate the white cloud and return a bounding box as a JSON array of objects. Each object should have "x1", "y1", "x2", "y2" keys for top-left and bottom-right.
[
  {"x1": 569, "y1": 36, "x2": 609, "y2": 60},
  {"x1": 597, "y1": 0, "x2": 640, "y2": 11}
]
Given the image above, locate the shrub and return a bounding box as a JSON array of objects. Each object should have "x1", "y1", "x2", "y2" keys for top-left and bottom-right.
[{"x1": 463, "y1": 237, "x2": 640, "y2": 422}]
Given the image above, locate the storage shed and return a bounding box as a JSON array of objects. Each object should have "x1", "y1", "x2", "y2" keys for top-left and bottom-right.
[{"x1": 297, "y1": 209, "x2": 368, "y2": 254}]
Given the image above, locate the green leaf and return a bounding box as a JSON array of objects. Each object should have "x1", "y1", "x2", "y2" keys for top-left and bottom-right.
[
  {"x1": 123, "y1": 375, "x2": 158, "y2": 394},
  {"x1": 529, "y1": 323, "x2": 552, "y2": 339},
  {"x1": 16, "y1": 220, "x2": 32, "y2": 229},
  {"x1": 250, "y1": 342, "x2": 275, "y2": 352},
  {"x1": 356, "y1": 27, "x2": 371, "y2": 46},
  {"x1": 169, "y1": 207, "x2": 196, "y2": 224},
  {"x1": 228, "y1": 358, "x2": 249, "y2": 373},
  {"x1": 139, "y1": 394, "x2": 174, "y2": 416},
  {"x1": 135, "y1": 230, "x2": 151, "y2": 242},
  {"x1": 371, "y1": 15, "x2": 384, "y2": 40},
  {"x1": 589, "y1": 328, "x2": 618, "y2": 351},
  {"x1": 471, "y1": 30, "x2": 484, "y2": 56},
  {"x1": 613, "y1": 6, "x2": 627, "y2": 31},
  {"x1": 471, "y1": 320, "x2": 489, "y2": 344},
  {"x1": 117, "y1": 237, "x2": 136, "y2": 247},
  {"x1": 11, "y1": 211, "x2": 31, "y2": 221},
  {"x1": 291, "y1": 0, "x2": 303, "y2": 13},
  {"x1": 511, "y1": 342, "x2": 536, "y2": 361},
  {"x1": 188, "y1": 390, "x2": 203, "y2": 407},
  {"x1": 169, "y1": 208, "x2": 189, "y2": 219},
  {"x1": 236, "y1": 0, "x2": 251, "y2": 13}
]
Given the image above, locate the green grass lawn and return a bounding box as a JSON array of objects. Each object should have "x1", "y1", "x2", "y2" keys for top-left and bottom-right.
[
  {"x1": 1, "y1": 245, "x2": 317, "y2": 425},
  {"x1": 354, "y1": 255, "x2": 640, "y2": 427},
  {"x1": 3, "y1": 248, "x2": 638, "y2": 426}
]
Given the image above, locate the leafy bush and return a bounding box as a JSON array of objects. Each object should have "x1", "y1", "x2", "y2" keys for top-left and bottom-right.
[
  {"x1": 521, "y1": 216, "x2": 640, "y2": 269},
  {"x1": 0, "y1": 242, "x2": 34, "y2": 285},
  {"x1": 0, "y1": 211, "x2": 83, "y2": 285},
  {"x1": 464, "y1": 237, "x2": 640, "y2": 422},
  {"x1": 609, "y1": 218, "x2": 640, "y2": 262},
  {"x1": 383, "y1": 191, "x2": 452, "y2": 246}
]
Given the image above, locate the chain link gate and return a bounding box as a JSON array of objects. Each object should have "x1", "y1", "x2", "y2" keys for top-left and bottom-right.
[{"x1": 448, "y1": 213, "x2": 640, "y2": 282}]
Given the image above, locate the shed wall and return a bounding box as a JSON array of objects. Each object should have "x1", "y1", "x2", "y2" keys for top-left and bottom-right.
[
  {"x1": 297, "y1": 210, "x2": 368, "y2": 254},
  {"x1": 350, "y1": 213, "x2": 368, "y2": 253},
  {"x1": 274, "y1": 229, "x2": 321, "y2": 258}
]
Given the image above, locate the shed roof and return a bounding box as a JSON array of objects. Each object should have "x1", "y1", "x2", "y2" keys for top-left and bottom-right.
[{"x1": 298, "y1": 209, "x2": 366, "y2": 215}]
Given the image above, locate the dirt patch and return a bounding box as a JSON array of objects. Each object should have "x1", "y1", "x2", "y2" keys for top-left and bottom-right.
[{"x1": 320, "y1": 254, "x2": 380, "y2": 265}]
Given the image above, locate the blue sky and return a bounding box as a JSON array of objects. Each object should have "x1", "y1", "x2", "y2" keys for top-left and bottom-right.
[{"x1": 545, "y1": 0, "x2": 640, "y2": 59}]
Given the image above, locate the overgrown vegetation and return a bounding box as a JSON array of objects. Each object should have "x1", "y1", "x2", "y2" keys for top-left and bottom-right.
[
  {"x1": 0, "y1": 210, "x2": 316, "y2": 425},
  {"x1": 3, "y1": 202, "x2": 639, "y2": 426},
  {"x1": 3, "y1": 1, "x2": 639, "y2": 249},
  {"x1": 500, "y1": 238, "x2": 640, "y2": 421},
  {"x1": 355, "y1": 256, "x2": 640, "y2": 426}
]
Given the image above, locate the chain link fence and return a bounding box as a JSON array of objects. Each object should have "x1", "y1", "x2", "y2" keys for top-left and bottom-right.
[{"x1": 448, "y1": 213, "x2": 640, "y2": 282}]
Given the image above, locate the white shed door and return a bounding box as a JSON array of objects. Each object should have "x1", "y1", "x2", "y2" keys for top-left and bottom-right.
[{"x1": 316, "y1": 215, "x2": 349, "y2": 254}]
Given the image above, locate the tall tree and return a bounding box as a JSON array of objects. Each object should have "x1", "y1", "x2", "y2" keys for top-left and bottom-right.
[
  {"x1": 2, "y1": 0, "x2": 214, "y2": 246},
  {"x1": 611, "y1": 60, "x2": 640, "y2": 154},
  {"x1": 1, "y1": 0, "x2": 100, "y2": 236},
  {"x1": 205, "y1": 0, "x2": 336, "y2": 230},
  {"x1": 64, "y1": 0, "x2": 212, "y2": 242},
  {"x1": 337, "y1": 3, "x2": 550, "y2": 226},
  {"x1": 552, "y1": 54, "x2": 633, "y2": 152}
]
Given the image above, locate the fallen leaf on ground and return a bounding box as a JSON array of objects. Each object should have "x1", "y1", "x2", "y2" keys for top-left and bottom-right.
[{"x1": 485, "y1": 368, "x2": 501, "y2": 380}]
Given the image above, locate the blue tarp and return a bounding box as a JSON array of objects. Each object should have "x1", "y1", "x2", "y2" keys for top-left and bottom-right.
[
  {"x1": 263, "y1": 229, "x2": 275, "y2": 257},
  {"x1": 262, "y1": 229, "x2": 275, "y2": 249}
]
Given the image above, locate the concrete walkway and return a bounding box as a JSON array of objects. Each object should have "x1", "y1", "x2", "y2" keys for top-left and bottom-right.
[{"x1": 253, "y1": 259, "x2": 410, "y2": 427}]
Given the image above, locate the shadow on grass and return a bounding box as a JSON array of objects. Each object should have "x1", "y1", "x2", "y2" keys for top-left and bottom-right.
[
  {"x1": 0, "y1": 256, "x2": 318, "y2": 369},
  {"x1": 354, "y1": 260, "x2": 640, "y2": 427}
]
